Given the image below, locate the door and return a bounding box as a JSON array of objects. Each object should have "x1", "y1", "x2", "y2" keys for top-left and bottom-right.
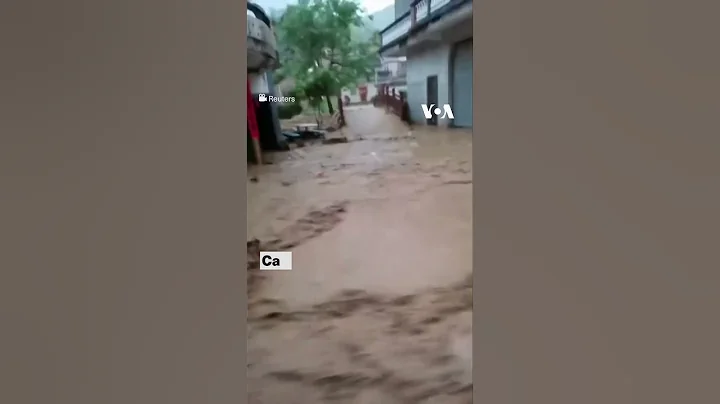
[
  {"x1": 451, "y1": 39, "x2": 473, "y2": 128},
  {"x1": 426, "y1": 75, "x2": 439, "y2": 126}
]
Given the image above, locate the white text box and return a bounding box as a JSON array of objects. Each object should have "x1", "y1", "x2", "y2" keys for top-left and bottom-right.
[{"x1": 259, "y1": 251, "x2": 293, "y2": 271}]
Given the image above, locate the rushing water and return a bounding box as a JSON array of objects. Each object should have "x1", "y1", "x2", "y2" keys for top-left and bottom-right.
[{"x1": 247, "y1": 105, "x2": 473, "y2": 404}]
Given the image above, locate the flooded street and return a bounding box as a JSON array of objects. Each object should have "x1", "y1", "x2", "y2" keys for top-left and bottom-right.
[{"x1": 247, "y1": 105, "x2": 473, "y2": 403}]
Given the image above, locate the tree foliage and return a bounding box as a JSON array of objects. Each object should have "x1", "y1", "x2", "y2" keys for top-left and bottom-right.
[{"x1": 274, "y1": 0, "x2": 380, "y2": 113}]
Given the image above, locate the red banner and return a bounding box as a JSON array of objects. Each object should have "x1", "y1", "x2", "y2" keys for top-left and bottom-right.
[
  {"x1": 359, "y1": 85, "x2": 368, "y2": 102},
  {"x1": 247, "y1": 79, "x2": 260, "y2": 140}
]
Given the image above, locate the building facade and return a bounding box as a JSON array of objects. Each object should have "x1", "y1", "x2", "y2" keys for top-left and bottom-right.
[
  {"x1": 378, "y1": 0, "x2": 472, "y2": 128},
  {"x1": 247, "y1": 2, "x2": 285, "y2": 156},
  {"x1": 340, "y1": 56, "x2": 408, "y2": 105},
  {"x1": 375, "y1": 56, "x2": 408, "y2": 87}
]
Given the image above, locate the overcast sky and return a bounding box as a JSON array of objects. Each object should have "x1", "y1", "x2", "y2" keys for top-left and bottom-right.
[{"x1": 255, "y1": 0, "x2": 395, "y2": 14}]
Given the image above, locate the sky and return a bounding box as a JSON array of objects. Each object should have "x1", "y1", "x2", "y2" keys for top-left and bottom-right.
[{"x1": 255, "y1": 0, "x2": 395, "y2": 15}]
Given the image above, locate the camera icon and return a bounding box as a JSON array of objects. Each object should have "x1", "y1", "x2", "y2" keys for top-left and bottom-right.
[{"x1": 258, "y1": 94, "x2": 267, "y2": 102}]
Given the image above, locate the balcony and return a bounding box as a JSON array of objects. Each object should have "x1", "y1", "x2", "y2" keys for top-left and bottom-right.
[
  {"x1": 247, "y1": 2, "x2": 279, "y2": 73},
  {"x1": 374, "y1": 61, "x2": 408, "y2": 85},
  {"x1": 379, "y1": 0, "x2": 471, "y2": 54}
]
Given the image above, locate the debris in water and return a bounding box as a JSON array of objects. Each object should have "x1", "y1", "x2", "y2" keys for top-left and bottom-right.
[{"x1": 322, "y1": 136, "x2": 349, "y2": 145}]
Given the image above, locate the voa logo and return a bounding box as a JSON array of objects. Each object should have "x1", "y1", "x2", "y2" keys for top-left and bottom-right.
[{"x1": 421, "y1": 104, "x2": 455, "y2": 120}]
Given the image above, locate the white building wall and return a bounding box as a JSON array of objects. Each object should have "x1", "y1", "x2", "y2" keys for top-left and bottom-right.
[
  {"x1": 249, "y1": 73, "x2": 269, "y2": 94},
  {"x1": 405, "y1": 44, "x2": 452, "y2": 125},
  {"x1": 381, "y1": 56, "x2": 406, "y2": 74}
]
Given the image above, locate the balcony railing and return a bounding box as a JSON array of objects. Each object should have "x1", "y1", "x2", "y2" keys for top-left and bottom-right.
[
  {"x1": 380, "y1": 0, "x2": 458, "y2": 48},
  {"x1": 376, "y1": 85, "x2": 410, "y2": 124},
  {"x1": 382, "y1": 15, "x2": 411, "y2": 45},
  {"x1": 374, "y1": 62, "x2": 408, "y2": 85},
  {"x1": 376, "y1": 69, "x2": 392, "y2": 80}
]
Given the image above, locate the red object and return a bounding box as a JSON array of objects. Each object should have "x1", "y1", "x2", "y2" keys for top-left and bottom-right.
[
  {"x1": 359, "y1": 85, "x2": 368, "y2": 102},
  {"x1": 247, "y1": 79, "x2": 260, "y2": 140}
]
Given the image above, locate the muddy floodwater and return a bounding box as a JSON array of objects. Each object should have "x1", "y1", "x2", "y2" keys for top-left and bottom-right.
[{"x1": 247, "y1": 105, "x2": 472, "y2": 404}]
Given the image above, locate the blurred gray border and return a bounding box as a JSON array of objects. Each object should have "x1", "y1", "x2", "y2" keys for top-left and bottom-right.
[
  {"x1": 474, "y1": 0, "x2": 720, "y2": 403},
  {"x1": 0, "y1": 1, "x2": 248, "y2": 403},
  {"x1": 3, "y1": 0, "x2": 720, "y2": 403}
]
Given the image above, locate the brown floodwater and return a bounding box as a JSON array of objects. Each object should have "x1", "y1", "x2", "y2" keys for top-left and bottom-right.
[{"x1": 247, "y1": 105, "x2": 473, "y2": 404}]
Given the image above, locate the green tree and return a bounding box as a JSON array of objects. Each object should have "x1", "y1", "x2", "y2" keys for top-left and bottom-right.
[{"x1": 275, "y1": 0, "x2": 379, "y2": 115}]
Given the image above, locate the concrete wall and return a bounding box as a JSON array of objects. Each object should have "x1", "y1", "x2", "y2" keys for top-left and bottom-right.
[
  {"x1": 403, "y1": 11, "x2": 472, "y2": 125},
  {"x1": 249, "y1": 72, "x2": 269, "y2": 93},
  {"x1": 394, "y1": 0, "x2": 412, "y2": 20},
  {"x1": 405, "y1": 43, "x2": 452, "y2": 124},
  {"x1": 381, "y1": 56, "x2": 406, "y2": 68}
]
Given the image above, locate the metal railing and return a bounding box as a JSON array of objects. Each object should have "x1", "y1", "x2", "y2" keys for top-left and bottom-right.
[
  {"x1": 375, "y1": 84, "x2": 410, "y2": 124},
  {"x1": 380, "y1": 0, "x2": 460, "y2": 47},
  {"x1": 374, "y1": 65, "x2": 408, "y2": 85},
  {"x1": 376, "y1": 69, "x2": 392, "y2": 81}
]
